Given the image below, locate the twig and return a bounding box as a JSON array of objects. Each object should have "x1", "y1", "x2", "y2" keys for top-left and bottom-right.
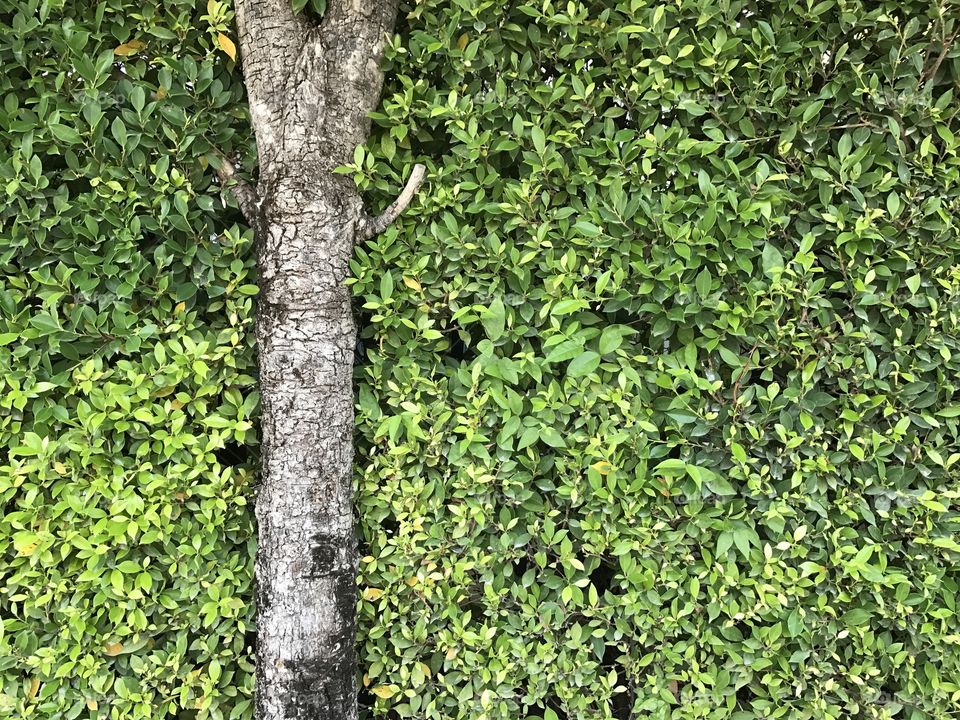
[
  {"x1": 361, "y1": 164, "x2": 426, "y2": 239},
  {"x1": 213, "y1": 153, "x2": 259, "y2": 224},
  {"x1": 732, "y1": 342, "x2": 759, "y2": 405},
  {"x1": 919, "y1": 29, "x2": 958, "y2": 88}
]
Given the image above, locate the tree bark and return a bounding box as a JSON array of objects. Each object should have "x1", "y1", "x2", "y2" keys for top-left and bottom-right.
[{"x1": 229, "y1": 2, "x2": 408, "y2": 719}]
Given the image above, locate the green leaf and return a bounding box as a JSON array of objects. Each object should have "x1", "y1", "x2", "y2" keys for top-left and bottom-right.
[
  {"x1": 841, "y1": 608, "x2": 872, "y2": 626},
  {"x1": 379, "y1": 272, "x2": 394, "y2": 300},
  {"x1": 551, "y1": 298, "x2": 584, "y2": 316},
  {"x1": 567, "y1": 351, "x2": 600, "y2": 377},
  {"x1": 540, "y1": 427, "x2": 566, "y2": 448},
  {"x1": 546, "y1": 339, "x2": 585, "y2": 363},
  {"x1": 175, "y1": 283, "x2": 197, "y2": 302},
  {"x1": 761, "y1": 243, "x2": 784, "y2": 277},
  {"x1": 802, "y1": 99, "x2": 824, "y2": 123},
  {"x1": 49, "y1": 124, "x2": 83, "y2": 144},
  {"x1": 29, "y1": 313, "x2": 61, "y2": 335},
  {"x1": 531, "y1": 126, "x2": 545, "y2": 153},
  {"x1": 111, "y1": 117, "x2": 127, "y2": 148},
  {"x1": 695, "y1": 268, "x2": 712, "y2": 299},
  {"x1": 654, "y1": 459, "x2": 687, "y2": 475},
  {"x1": 573, "y1": 220, "x2": 601, "y2": 237},
  {"x1": 598, "y1": 326, "x2": 624, "y2": 355},
  {"x1": 702, "y1": 471, "x2": 736, "y2": 496},
  {"x1": 482, "y1": 296, "x2": 506, "y2": 341},
  {"x1": 886, "y1": 191, "x2": 901, "y2": 217},
  {"x1": 680, "y1": 99, "x2": 707, "y2": 116}
]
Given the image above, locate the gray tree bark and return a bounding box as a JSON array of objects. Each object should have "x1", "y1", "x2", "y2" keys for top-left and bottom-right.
[{"x1": 222, "y1": 2, "x2": 421, "y2": 719}]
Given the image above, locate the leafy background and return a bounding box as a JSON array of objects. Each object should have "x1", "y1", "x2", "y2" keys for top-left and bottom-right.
[
  {"x1": 0, "y1": 0, "x2": 258, "y2": 717},
  {"x1": 3, "y1": 1, "x2": 960, "y2": 719}
]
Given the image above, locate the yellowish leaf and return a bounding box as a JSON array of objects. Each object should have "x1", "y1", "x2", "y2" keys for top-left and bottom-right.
[
  {"x1": 419, "y1": 662, "x2": 431, "y2": 677},
  {"x1": 53, "y1": 461, "x2": 67, "y2": 474},
  {"x1": 18, "y1": 543, "x2": 38, "y2": 557},
  {"x1": 218, "y1": 33, "x2": 237, "y2": 62},
  {"x1": 362, "y1": 674, "x2": 371, "y2": 687},
  {"x1": 104, "y1": 642, "x2": 124, "y2": 656},
  {"x1": 445, "y1": 646, "x2": 458, "y2": 661},
  {"x1": 86, "y1": 699, "x2": 98, "y2": 711},
  {"x1": 362, "y1": 588, "x2": 384, "y2": 601},
  {"x1": 174, "y1": 302, "x2": 186, "y2": 314},
  {"x1": 457, "y1": 33, "x2": 469, "y2": 51},
  {"x1": 402, "y1": 276, "x2": 422, "y2": 292},
  {"x1": 26, "y1": 677, "x2": 40, "y2": 702},
  {"x1": 371, "y1": 685, "x2": 396, "y2": 699},
  {"x1": 591, "y1": 460, "x2": 614, "y2": 475},
  {"x1": 114, "y1": 40, "x2": 146, "y2": 56}
]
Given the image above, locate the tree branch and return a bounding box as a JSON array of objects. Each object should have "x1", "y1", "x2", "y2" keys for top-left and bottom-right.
[
  {"x1": 214, "y1": 154, "x2": 259, "y2": 224},
  {"x1": 234, "y1": 0, "x2": 307, "y2": 162},
  {"x1": 919, "y1": 29, "x2": 958, "y2": 88},
  {"x1": 361, "y1": 164, "x2": 426, "y2": 239}
]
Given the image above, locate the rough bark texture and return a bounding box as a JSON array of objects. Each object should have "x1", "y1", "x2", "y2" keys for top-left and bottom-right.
[{"x1": 232, "y1": 2, "x2": 400, "y2": 719}]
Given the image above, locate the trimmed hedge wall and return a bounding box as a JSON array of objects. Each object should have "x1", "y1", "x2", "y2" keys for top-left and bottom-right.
[
  {"x1": 352, "y1": 1, "x2": 960, "y2": 718},
  {"x1": 3, "y1": 1, "x2": 960, "y2": 720},
  {"x1": 0, "y1": 1, "x2": 258, "y2": 718}
]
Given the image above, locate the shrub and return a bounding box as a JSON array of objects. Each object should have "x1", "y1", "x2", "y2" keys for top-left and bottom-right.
[
  {"x1": 351, "y1": 1, "x2": 960, "y2": 718},
  {"x1": 0, "y1": 1, "x2": 258, "y2": 718},
  {"x1": 4, "y1": 1, "x2": 960, "y2": 719}
]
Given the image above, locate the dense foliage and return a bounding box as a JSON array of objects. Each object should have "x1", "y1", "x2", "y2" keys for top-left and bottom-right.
[
  {"x1": 3, "y1": 1, "x2": 960, "y2": 719},
  {"x1": 0, "y1": 1, "x2": 258, "y2": 717},
  {"x1": 352, "y1": 1, "x2": 960, "y2": 718}
]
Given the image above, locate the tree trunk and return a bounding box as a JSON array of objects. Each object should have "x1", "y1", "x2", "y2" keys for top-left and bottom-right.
[{"x1": 227, "y1": 2, "x2": 411, "y2": 718}]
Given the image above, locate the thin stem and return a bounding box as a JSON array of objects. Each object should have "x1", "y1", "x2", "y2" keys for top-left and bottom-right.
[{"x1": 361, "y1": 163, "x2": 426, "y2": 239}]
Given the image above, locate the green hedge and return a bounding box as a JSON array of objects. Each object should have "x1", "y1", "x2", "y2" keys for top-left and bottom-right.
[
  {"x1": 0, "y1": 1, "x2": 258, "y2": 718},
  {"x1": 4, "y1": 0, "x2": 960, "y2": 719},
  {"x1": 352, "y1": 1, "x2": 960, "y2": 718}
]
